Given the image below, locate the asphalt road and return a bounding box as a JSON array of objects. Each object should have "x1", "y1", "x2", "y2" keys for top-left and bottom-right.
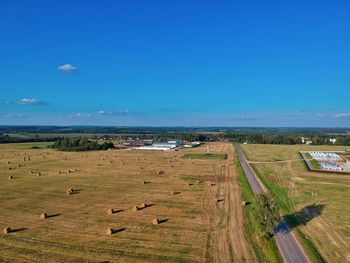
[{"x1": 235, "y1": 144, "x2": 309, "y2": 263}]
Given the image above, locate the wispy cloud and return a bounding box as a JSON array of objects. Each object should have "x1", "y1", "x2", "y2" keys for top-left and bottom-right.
[
  {"x1": 97, "y1": 109, "x2": 138, "y2": 115},
  {"x1": 239, "y1": 116, "x2": 254, "y2": 120},
  {"x1": 118, "y1": 109, "x2": 137, "y2": 115},
  {"x1": 58, "y1": 63, "x2": 78, "y2": 73},
  {"x1": 75, "y1": 112, "x2": 91, "y2": 118},
  {"x1": 16, "y1": 98, "x2": 48, "y2": 105},
  {"x1": 97, "y1": 110, "x2": 113, "y2": 115},
  {"x1": 2, "y1": 113, "x2": 24, "y2": 118},
  {"x1": 334, "y1": 113, "x2": 350, "y2": 118},
  {"x1": 316, "y1": 113, "x2": 325, "y2": 118}
]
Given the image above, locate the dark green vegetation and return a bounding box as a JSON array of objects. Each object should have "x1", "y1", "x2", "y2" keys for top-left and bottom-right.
[
  {"x1": 255, "y1": 193, "x2": 280, "y2": 238},
  {"x1": 310, "y1": 159, "x2": 321, "y2": 169},
  {"x1": 51, "y1": 138, "x2": 114, "y2": 151},
  {"x1": 235, "y1": 157, "x2": 283, "y2": 263},
  {"x1": 305, "y1": 152, "x2": 312, "y2": 159},
  {"x1": 183, "y1": 153, "x2": 227, "y2": 160}
]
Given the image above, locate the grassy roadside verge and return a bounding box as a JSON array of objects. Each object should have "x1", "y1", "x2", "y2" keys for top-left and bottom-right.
[
  {"x1": 249, "y1": 164, "x2": 326, "y2": 263},
  {"x1": 234, "y1": 155, "x2": 282, "y2": 263}
]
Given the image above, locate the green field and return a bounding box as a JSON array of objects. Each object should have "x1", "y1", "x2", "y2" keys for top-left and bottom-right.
[{"x1": 242, "y1": 144, "x2": 350, "y2": 263}]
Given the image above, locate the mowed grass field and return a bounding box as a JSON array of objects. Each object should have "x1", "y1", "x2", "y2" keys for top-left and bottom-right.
[
  {"x1": 0, "y1": 142, "x2": 245, "y2": 263},
  {"x1": 242, "y1": 144, "x2": 350, "y2": 262}
]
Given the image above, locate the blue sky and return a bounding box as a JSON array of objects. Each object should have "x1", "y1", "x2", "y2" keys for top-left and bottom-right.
[{"x1": 1, "y1": 0, "x2": 350, "y2": 126}]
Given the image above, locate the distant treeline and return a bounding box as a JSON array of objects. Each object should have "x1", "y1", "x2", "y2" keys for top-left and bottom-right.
[
  {"x1": 1, "y1": 125, "x2": 350, "y2": 135},
  {"x1": 122, "y1": 132, "x2": 209, "y2": 142},
  {"x1": 0, "y1": 134, "x2": 61, "y2": 144},
  {"x1": 51, "y1": 138, "x2": 115, "y2": 151},
  {"x1": 2, "y1": 127, "x2": 350, "y2": 146},
  {"x1": 226, "y1": 133, "x2": 350, "y2": 145}
]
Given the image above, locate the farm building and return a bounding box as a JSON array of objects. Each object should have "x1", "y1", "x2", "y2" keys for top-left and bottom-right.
[
  {"x1": 184, "y1": 141, "x2": 202, "y2": 148},
  {"x1": 136, "y1": 141, "x2": 183, "y2": 151},
  {"x1": 123, "y1": 140, "x2": 153, "y2": 147}
]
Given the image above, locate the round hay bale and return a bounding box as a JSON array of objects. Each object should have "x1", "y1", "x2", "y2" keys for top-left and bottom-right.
[
  {"x1": 58, "y1": 171, "x2": 61, "y2": 174},
  {"x1": 141, "y1": 180, "x2": 145, "y2": 185},
  {"x1": 152, "y1": 218, "x2": 159, "y2": 225},
  {"x1": 170, "y1": 191, "x2": 174, "y2": 195},
  {"x1": 106, "y1": 228, "x2": 113, "y2": 235},
  {"x1": 132, "y1": 206, "x2": 139, "y2": 211},
  {"x1": 139, "y1": 203, "x2": 146, "y2": 209},
  {"x1": 241, "y1": 201, "x2": 246, "y2": 207},
  {"x1": 107, "y1": 209, "x2": 114, "y2": 215},
  {"x1": 40, "y1": 213, "x2": 47, "y2": 219},
  {"x1": 67, "y1": 188, "x2": 74, "y2": 195},
  {"x1": 37, "y1": 172, "x2": 41, "y2": 176},
  {"x1": 8, "y1": 176, "x2": 13, "y2": 180},
  {"x1": 3, "y1": 227, "x2": 11, "y2": 234}
]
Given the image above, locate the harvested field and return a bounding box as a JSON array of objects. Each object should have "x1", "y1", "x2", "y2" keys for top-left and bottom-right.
[
  {"x1": 242, "y1": 144, "x2": 350, "y2": 263},
  {"x1": 0, "y1": 142, "x2": 253, "y2": 262}
]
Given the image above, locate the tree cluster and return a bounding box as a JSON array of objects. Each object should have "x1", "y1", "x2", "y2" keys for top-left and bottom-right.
[
  {"x1": 254, "y1": 193, "x2": 280, "y2": 238},
  {"x1": 51, "y1": 137, "x2": 114, "y2": 151}
]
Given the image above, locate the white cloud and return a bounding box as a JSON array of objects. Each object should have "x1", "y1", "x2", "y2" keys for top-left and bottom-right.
[
  {"x1": 97, "y1": 110, "x2": 113, "y2": 115},
  {"x1": 118, "y1": 109, "x2": 137, "y2": 115},
  {"x1": 334, "y1": 113, "x2": 350, "y2": 118},
  {"x1": 75, "y1": 112, "x2": 91, "y2": 118},
  {"x1": 17, "y1": 98, "x2": 44, "y2": 105},
  {"x1": 58, "y1": 63, "x2": 78, "y2": 73},
  {"x1": 97, "y1": 109, "x2": 137, "y2": 115}
]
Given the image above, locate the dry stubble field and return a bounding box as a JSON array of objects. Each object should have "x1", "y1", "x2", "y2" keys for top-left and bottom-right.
[
  {"x1": 242, "y1": 144, "x2": 350, "y2": 262},
  {"x1": 0, "y1": 142, "x2": 253, "y2": 263}
]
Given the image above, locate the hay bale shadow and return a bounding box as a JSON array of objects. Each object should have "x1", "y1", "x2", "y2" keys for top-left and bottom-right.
[
  {"x1": 138, "y1": 204, "x2": 155, "y2": 211},
  {"x1": 158, "y1": 219, "x2": 169, "y2": 224},
  {"x1": 111, "y1": 209, "x2": 124, "y2": 214},
  {"x1": 113, "y1": 228, "x2": 126, "y2": 234},
  {"x1": 10, "y1": 227, "x2": 27, "y2": 233},
  {"x1": 46, "y1": 213, "x2": 61, "y2": 219},
  {"x1": 70, "y1": 189, "x2": 83, "y2": 195},
  {"x1": 217, "y1": 198, "x2": 224, "y2": 203}
]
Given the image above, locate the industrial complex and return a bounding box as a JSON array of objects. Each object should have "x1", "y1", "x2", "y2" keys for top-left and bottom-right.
[{"x1": 300, "y1": 151, "x2": 350, "y2": 173}]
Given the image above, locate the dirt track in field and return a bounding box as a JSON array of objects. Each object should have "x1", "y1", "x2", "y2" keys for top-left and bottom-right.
[{"x1": 203, "y1": 143, "x2": 256, "y2": 262}]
